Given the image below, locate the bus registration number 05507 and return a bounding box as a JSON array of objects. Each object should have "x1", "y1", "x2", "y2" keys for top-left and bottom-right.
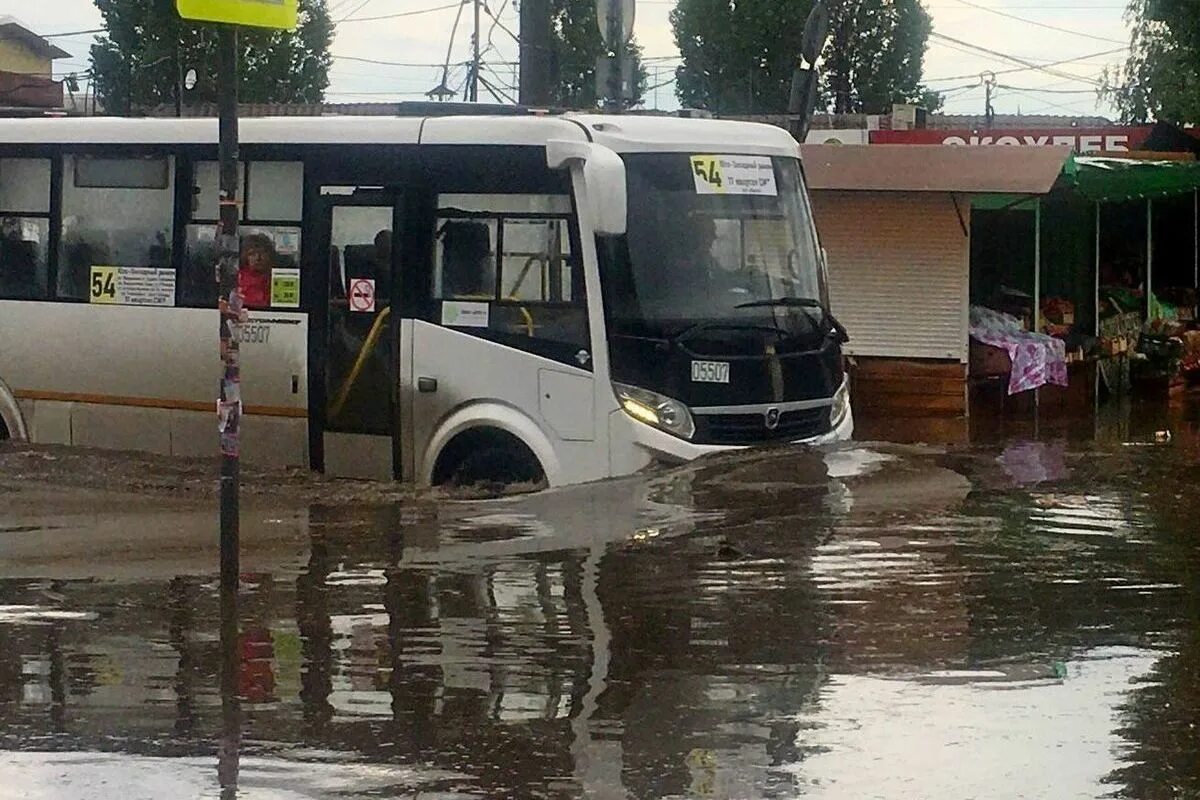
[{"x1": 691, "y1": 360, "x2": 730, "y2": 384}]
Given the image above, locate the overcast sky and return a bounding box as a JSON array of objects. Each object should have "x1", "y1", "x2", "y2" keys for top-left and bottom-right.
[{"x1": 11, "y1": 0, "x2": 1130, "y2": 118}]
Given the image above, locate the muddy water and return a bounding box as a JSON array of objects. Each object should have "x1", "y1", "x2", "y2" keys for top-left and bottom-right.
[{"x1": 1, "y1": 412, "x2": 1199, "y2": 798}]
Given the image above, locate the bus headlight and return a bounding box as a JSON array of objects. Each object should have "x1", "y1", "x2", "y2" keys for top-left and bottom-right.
[
  {"x1": 830, "y1": 378, "x2": 851, "y2": 429},
  {"x1": 614, "y1": 383, "x2": 695, "y2": 440}
]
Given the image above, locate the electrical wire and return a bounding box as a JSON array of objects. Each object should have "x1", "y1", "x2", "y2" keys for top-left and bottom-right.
[
  {"x1": 336, "y1": 0, "x2": 374, "y2": 21},
  {"x1": 927, "y1": 35, "x2": 1120, "y2": 85},
  {"x1": 945, "y1": 0, "x2": 1127, "y2": 45},
  {"x1": 926, "y1": 45, "x2": 1127, "y2": 83},
  {"x1": 995, "y1": 83, "x2": 1100, "y2": 94},
  {"x1": 333, "y1": 54, "x2": 461, "y2": 67},
  {"x1": 479, "y1": 2, "x2": 520, "y2": 44},
  {"x1": 339, "y1": 1, "x2": 462, "y2": 22}
]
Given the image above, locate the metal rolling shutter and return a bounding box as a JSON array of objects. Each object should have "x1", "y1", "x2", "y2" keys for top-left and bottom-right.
[{"x1": 811, "y1": 191, "x2": 969, "y2": 362}]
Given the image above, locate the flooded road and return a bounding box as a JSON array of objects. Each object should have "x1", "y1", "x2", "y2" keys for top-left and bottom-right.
[{"x1": 1, "y1": 405, "x2": 1199, "y2": 798}]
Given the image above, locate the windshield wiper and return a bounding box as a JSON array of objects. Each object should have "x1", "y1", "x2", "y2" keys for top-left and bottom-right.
[
  {"x1": 734, "y1": 297, "x2": 849, "y2": 344},
  {"x1": 734, "y1": 297, "x2": 821, "y2": 309}
]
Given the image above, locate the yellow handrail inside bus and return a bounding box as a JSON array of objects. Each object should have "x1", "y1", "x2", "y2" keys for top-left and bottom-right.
[
  {"x1": 329, "y1": 305, "x2": 392, "y2": 421},
  {"x1": 329, "y1": 291, "x2": 536, "y2": 423}
]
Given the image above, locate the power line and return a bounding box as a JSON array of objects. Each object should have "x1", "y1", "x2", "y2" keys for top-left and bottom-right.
[
  {"x1": 1001, "y1": 88, "x2": 1099, "y2": 116},
  {"x1": 339, "y1": 1, "x2": 463, "y2": 23},
  {"x1": 333, "y1": 53, "x2": 469, "y2": 67},
  {"x1": 945, "y1": 0, "x2": 1127, "y2": 45},
  {"x1": 925, "y1": 45, "x2": 1126, "y2": 82},
  {"x1": 995, "y1": 83, "x2": 1099, "y2": 94},
  {"x1": 927, "y1": 35, "x2": 1118, "y2": 85},
  {"x1": 479, "y1": 2, "x2": 520, "y2": 44},
  {"x1": 37, "y1": 28, "x2": 104, "y2": 38},
  {"x1": 336, "y1": 0, "x2": 376, "y2": 21}
]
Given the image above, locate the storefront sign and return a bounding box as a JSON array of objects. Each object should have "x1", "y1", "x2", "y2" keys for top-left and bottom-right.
[
  {"x1": 870, "y1": 127, "x2": 1160, "y2": 153},
  {"x1": 88, "y1": 265, "x2": 176, "y2": 307}
]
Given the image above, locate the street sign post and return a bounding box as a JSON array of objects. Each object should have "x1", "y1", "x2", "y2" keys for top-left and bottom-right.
[
  {"x1": 173, "y1": 4, "x2": 297, "y2": 794},
  {"x1": 595, "y1": 0, "x2": 635, "y2": 108}
]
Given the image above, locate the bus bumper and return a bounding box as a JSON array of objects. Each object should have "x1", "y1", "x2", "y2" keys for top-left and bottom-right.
[{"x1": 630, "y1": 404, "x2": 855, "y2": 465}]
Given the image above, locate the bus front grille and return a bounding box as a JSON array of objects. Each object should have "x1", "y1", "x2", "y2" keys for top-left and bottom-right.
[{"x1": 694, "y1": 407, "x2": 832, "y2": 446}]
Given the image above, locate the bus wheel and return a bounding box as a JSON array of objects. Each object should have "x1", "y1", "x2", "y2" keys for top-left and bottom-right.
[{"x1": 433, "y1": 428, "x2": 546, "y2": 492}]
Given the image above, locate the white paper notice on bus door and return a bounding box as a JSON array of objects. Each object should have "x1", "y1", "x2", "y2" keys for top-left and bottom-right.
[
  {"x1": 441, "y1": 300, "x2": 490, "y2": 328},
  {"x1": 690, "y1": 155, "x2": 777, "y2": 196}
]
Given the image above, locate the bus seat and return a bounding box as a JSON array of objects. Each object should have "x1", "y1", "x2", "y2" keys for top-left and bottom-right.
[
  {"x1": 440, "y1": 220, "x2": 493, "y2": 297},
  {"x1": 0, "y1": 238, "x2": 37, "y2": 297}
]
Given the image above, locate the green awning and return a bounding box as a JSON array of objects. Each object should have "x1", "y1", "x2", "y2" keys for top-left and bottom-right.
[{"x1": 1060, "y1": 155, "x2": 1200, "y2": 202}]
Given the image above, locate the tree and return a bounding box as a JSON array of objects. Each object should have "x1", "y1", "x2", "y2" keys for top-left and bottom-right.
[
  {"x1": 672, "y1": 0, "x2": 933, "y2": 115},
  {"x1": 548, "y1": 0, "x2": 647, "y2": 108},
  {"x1": 91, "y1": 0, "x2": 333, "y2": 115},
  {"x1": 1103, "y1": 0, "x2": 1200, "y2": 123},
  {"x1": 822, "y1": 0, "x2": 932, "y2": 114}
]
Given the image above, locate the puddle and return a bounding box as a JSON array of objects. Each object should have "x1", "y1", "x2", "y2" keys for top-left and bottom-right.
[{"x1": 0, "y1": 427, "x2": 1198, "y2": 798}]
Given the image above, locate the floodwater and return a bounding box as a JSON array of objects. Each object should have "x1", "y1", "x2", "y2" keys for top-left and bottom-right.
[{"x1": 1, "y1": 403, "x2": 1200, "y2": 799}]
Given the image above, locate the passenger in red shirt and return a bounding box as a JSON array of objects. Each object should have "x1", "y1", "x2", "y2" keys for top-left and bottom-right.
[{"x1": 238, "y1": 233, "x2": 274, "y2": 308}]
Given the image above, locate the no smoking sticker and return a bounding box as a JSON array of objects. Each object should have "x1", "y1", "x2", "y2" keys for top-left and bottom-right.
[{"x1": 349, "y1": 278, "x2": 376, "y2": 313}]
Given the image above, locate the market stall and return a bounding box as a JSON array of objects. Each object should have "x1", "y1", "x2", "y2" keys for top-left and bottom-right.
[{"x1": 968, "y1": 155, "x2": 1200, "y2": 407}]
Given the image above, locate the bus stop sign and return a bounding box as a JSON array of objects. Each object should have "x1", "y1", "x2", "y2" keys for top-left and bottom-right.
[{"x1": 176, "y1": 0, "x2": 298, "y2": 29}]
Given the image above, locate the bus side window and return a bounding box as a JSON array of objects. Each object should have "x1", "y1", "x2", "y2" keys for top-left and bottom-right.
[
  {"x1": 0, "y1": 158, "x2": 52, "y2": 300},
  {"x1": 436, "y1": 219, "x2": 496, "y2": 298},
  {"x1": 181, "y1": 161, "x2": 303, "y2": 309},
  {"x1": 58, "y1": 155, "x2": 174, "y2": 301},
  {"x1": 431, "y1": 198, "x2": 588, "y2": 366}
]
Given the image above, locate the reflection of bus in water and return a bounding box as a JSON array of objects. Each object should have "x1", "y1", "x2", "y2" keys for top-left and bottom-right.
[{"x1": 0, "y1": 111, "x2": 851, "y2": 486}]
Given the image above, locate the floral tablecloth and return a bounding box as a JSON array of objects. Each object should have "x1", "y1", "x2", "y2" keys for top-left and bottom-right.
[{"x1": 970, "y1": 305, "x2": 1068, "y2": 395}]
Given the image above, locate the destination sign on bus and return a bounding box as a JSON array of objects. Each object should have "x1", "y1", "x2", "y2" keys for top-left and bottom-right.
[
  {"x1": 691, "y1": 155, "x2": 778, "y2": 196},
  {"x1": 88, "y1": 265, "x2": 175, "y2": 307},
  {"x1": 870, "y1": 126, "x2": 1161, "y2": 153}
]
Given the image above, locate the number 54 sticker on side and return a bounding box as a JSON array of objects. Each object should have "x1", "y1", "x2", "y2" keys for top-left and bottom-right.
[
  {"x1": 692, "y1": 360, "x2": 730, "y2": 384},
  {"x1": 690, "y1": 154, "x2": 778, "y2": 196}
]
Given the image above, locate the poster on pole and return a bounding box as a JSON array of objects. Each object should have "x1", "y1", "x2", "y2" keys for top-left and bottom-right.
[{"x1": 176, "y1": 0, "x2": 298, "y2": 29}]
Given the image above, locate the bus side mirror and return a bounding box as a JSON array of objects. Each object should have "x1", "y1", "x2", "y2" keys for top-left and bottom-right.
[{"x1": 546, "y1": 140, "x2": 627, "y2": 236}]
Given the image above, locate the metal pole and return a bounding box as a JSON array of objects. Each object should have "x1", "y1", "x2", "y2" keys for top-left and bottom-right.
[
  {"x1": 1095, "y1": 200, "x2": 1101, "y2": 410},
  {"x1": 1095, "y1": 201, "x2": 1101, "y2": 338},
  {"x1": 217, "y1": 25, "x2": 241, "y2": 594},
  {"x1": 1034, "y1": 199, "x2": 1041, "y2": 412},
  {"x1": 1146, "y1": 197, "x2": 1153, "y2": 319},
  {"x1": 471, "y1": 0, "x2": 480, "y2": 102},
  {"x1": 1194, "y1": 189, "x2": 1197, "y2": 300},
  {"x1": 216, "y1": 24, "x2": 241, "y2": 799}
]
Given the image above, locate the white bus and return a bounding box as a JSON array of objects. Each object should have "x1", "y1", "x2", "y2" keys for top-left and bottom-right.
[{"x1": 0, "y1": 111, "x2": 852, "y2": 487}]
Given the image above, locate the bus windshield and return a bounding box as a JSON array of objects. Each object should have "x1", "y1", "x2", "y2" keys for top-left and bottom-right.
[{"x1": 600, "y1": 153, "x2": 825, "y2": 339}]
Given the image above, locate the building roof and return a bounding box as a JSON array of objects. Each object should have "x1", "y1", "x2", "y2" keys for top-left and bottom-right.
[
  {"x1": 800, "y1": 143, "x2": 1072, "y2": 195},
  {"x1": 0, "y1": 17, "x2": 71, "y2": 62},
  {"x1": 929, "y1": 113, "x2": 1113, "y2": 130}
]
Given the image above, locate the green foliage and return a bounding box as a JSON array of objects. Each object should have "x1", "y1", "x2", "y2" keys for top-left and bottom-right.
[
  {"x1": 91, "y1": 0, "x2": 334, "y2": 114},
  {"x1": 672, "y1": 0, "x2": 933, "y2": 115},
  {"x1": 822, "y1": 0, "x2": 932, "y2": 114},
  {"x1": 1103, "y1": 0, "x2": 1200, "y2": 123}
]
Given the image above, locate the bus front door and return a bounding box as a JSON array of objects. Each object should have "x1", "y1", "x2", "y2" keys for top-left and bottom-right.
[{"x1": 317, "y1": 191, "x2": 400, "y2": 480}]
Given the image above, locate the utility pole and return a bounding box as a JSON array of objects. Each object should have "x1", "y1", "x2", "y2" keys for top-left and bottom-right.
[
  {"x1": 470, "y1": 0, "x2": 480, "y2": 101},
  {"x1": 519, "y1": 0, "x2": 552, "y2": 105},
  {"x1": 596, "y1": 0, "x2": 634, "y2": 110},
  {"x1": 983, "y1": 71, "x2": 996, "y2": 129}
]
